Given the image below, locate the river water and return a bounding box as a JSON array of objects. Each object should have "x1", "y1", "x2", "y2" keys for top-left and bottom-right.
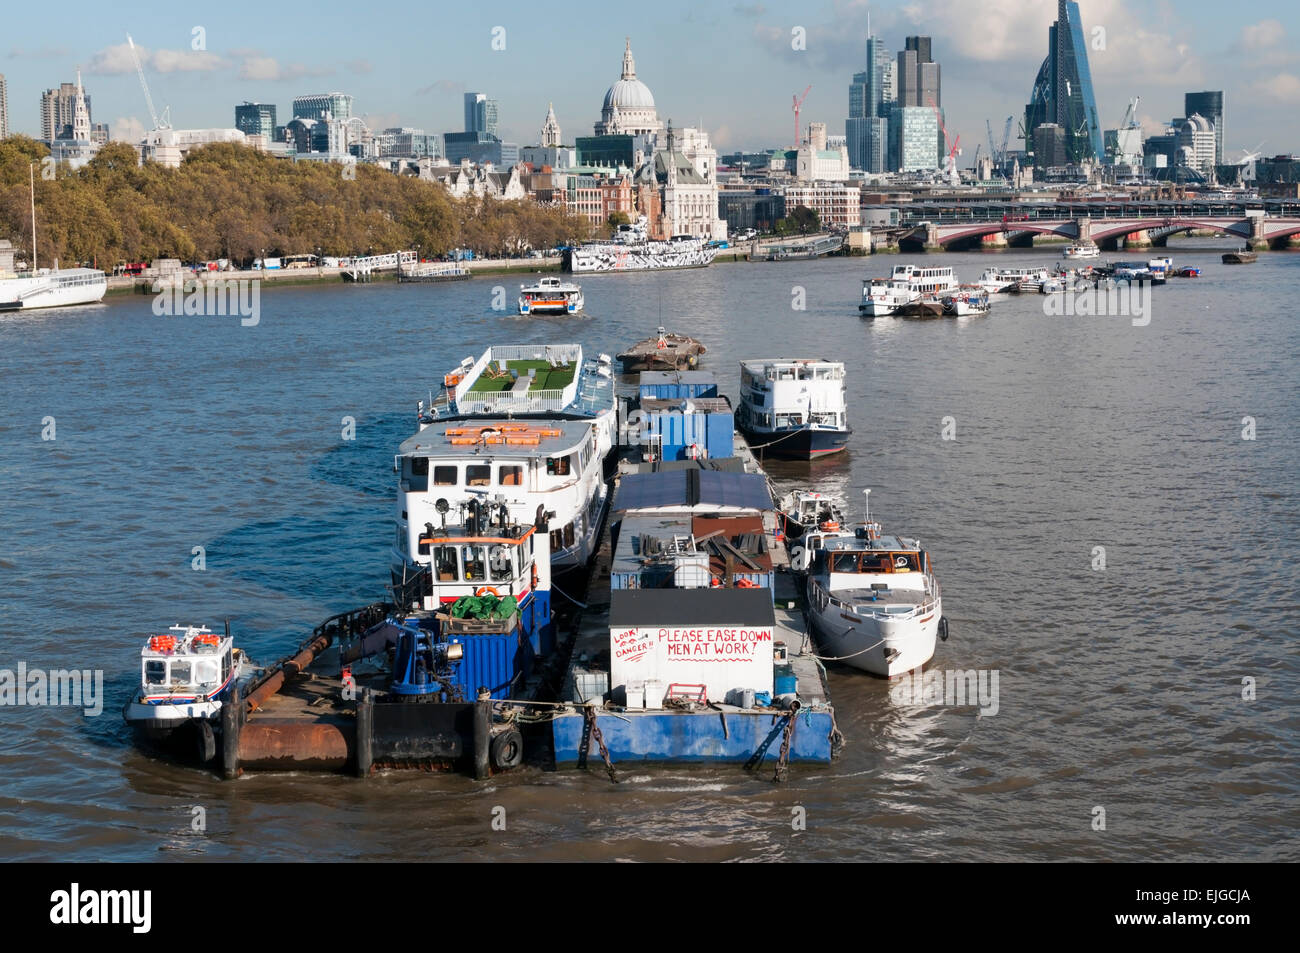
[{"x1": 1, "y1": 240, "x2": 1296, "y2": 861}]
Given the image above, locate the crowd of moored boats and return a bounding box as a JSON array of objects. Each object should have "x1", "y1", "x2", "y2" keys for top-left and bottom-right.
[{"x1": 123, "y1": 331, "x2": 952, "y2": 776}]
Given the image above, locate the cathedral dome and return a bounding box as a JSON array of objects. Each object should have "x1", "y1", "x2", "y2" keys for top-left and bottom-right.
[{"x1": 603, "y1": 78, "x2": 655, "y2": 112}]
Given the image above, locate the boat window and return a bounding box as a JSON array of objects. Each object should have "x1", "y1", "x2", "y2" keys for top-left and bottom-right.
[
  {"x1": 564, "y1": 522, "x2": 576, "y2": 547},
  {"x1": 193, "y1": 660, "x2": 220, "y2": 687},
  {"x1": 169, "y1": 661, "x2": 192, "y2": 685},
  {"x1": 551, "y1": 528, "x2": 564, "y2": 552},
  {"x1": 461, "y1": 545, "x2": 486, "y2": 581},
  {"x1": 546, "y1": 455, "x2": 571, "y2": 476},
  {"x1": 489, "y1": 545, "x2": 514, "y2": 582},
  {"x1": 405, "y1": 457, "x2": 429, "y2": 492},
  {"x1": 222, "y1": 653, "x2": 231, "y2": 682},
  {"x1": 434, "y1": 465, "x2": 457, "y2": 486},
  {"x1": 434, "y1": 545, "x2": 459, "y2": 581},
  {"x1": 499, "y1": 465, "x2": 523, "y2": 486},
  {"x1": 145, "y1": 660, "x2": 167, "y2": 686},
  {"x1": 466, "y1": 464, "x2": 491, "y2": 487},
  {"x1": 830, "y1": 553, "x2": 858, "y2": 573}
]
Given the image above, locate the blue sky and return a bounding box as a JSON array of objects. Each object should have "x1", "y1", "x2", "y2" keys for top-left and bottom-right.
[{"x1": 3, "y1": 0, "x2": 1297, "y2": 159}]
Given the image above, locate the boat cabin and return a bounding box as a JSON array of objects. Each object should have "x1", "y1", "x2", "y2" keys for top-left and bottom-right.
[{"x1": 138, "y1": 626, "x2": 235, "y2": 704}]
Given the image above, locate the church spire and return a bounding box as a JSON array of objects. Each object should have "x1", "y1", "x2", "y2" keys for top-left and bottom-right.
[{"x1": 621, "y1": 37, "x2": 636, "y2": 80}]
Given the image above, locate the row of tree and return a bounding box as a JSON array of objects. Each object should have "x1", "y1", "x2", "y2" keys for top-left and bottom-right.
[{"x1": 0, "y1": 137, "x2": 595, "y2": 268}]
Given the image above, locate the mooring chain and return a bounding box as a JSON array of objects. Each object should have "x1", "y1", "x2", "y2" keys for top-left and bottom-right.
[
  {"x1": 773, "y1": 710, "x2": 798, "y2": 783},
  {"x1": 584, "y1": 705, "x2": 618, "y2": 783}
]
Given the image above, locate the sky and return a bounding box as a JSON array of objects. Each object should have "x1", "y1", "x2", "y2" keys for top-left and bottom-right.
[{"x1": 2, "y1": 0, "x2": 1297, "y2": 161}]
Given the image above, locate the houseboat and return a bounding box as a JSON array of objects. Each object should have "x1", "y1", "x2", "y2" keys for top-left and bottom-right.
[{"x1": 735, "y1": 359, "x2": 850, "y2": 459}]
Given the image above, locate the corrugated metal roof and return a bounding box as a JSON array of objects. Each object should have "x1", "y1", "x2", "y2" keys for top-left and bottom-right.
[
  {"x1": 610, "y1": 587, "x2": 775, "y2": 627},
  {"x1": 613, "y1": 469, "x2": 771, "y2": 512}
]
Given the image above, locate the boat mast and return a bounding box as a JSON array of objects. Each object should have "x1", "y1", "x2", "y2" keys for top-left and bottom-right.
[
  {"x1": 29, "y1": 162, "x2": 37, "y2": 271},
  {"x1": 863, "y1": 488, "x2": 871, "y2": 523}
]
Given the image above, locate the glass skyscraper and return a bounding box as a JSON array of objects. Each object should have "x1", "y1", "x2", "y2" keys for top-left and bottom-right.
[
  {"x1": 846, "y1": 32, "x2": 891, "y2": 172},
  {"x1": 1024, "y1": 0, "x2": 1103, "y2": 165}
]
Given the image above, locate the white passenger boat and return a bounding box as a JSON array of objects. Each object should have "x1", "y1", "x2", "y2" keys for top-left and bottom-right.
[
  {"x1": 518, "y1": 276, "x2": 584, "y2": 315},
  {"x1": 0, "y1": 267, "x2": 107, "y2": 312},
  {"x1": 861, "y1": 264, "x2": 958, "y2": 316},
  {"x1": 803, "y1": 492, "x2": 946, "y2": 677},
  {"x1": 123, "y1": 625, "x2": 254, "y2": 755},
  {"x1": 860, "y1": 277, "x2": 917, "y2": 316},
  {"x1": 397, "y1": 345, "x2": 616, "y2": 580},
  {"x1": 735, "y1": 359, "x2": 850, "y2": 459},
  {"x1": 1063, "y1": 242, "x2": 1100, "y2": 260},
  {"x1": 976, "y1": 266, "x2": 1050, "y2": 294}
]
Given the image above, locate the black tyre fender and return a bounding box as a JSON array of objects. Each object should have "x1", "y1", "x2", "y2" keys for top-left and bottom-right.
[{"x1": 490, "y1": 728, "x2": 524, "y2": 770}]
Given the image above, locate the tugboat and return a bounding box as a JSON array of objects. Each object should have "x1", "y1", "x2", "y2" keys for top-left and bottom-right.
[
  {"x1": 735, "y1": 359, "x2": 850, "y2": 459},
  {"x1": 804, "y1": 491, "x2": 946, "y2": 677},
  {"x1": 617, "y1": 327, "x2": 706, "y2": 372},
  {"x1": 123, "y1": 624, "x2": 254, "y2": 761},
  {"x1": 518, "y1": 276, "x2": 584, "y2": 315},
  {"x1": 1222, "y1": 249, "x2": 1258, "y2": 264}
]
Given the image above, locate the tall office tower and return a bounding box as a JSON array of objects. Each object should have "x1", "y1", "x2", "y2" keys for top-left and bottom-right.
[
  {"x1": 235, "y1": 102, "x2": 278, "y2": 139},
  {"x1": 897, "y1": 36, "x2": 940, "y2": 108},
  {"x1": 464, "y1": 92, "x2": 499, "y2": 137},
  {"x1": 1024, "y1": 0, "x2": 1103, "y2": 164},
  {"x1": 40, "y1": 81, "x2": 93, "y2": 140},
  {"x1": 1184, "y1": 91, "x2": 1223, "y2": 166},
  {"x1": 292, "y1": 93, "x2": 353, "y2": 122}
]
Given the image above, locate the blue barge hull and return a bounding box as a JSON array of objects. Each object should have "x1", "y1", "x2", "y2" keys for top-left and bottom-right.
[{"x1": 552, "y1": 707, "x2": 834, "y2": 764}]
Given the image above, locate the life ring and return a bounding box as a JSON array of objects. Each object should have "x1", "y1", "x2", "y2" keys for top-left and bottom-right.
[
  {"x1": 490, "y1": 728, "x2": 524, "y2": 770},
  {"x1": 736, "y1": 578, "x2": 759, "y2": 588},
  {"x1": 475, "y1": 586, "x2": 500, "y2": 598},
  {"x1": 820, "y1": 520, "x2": 839, "y2": 531}
]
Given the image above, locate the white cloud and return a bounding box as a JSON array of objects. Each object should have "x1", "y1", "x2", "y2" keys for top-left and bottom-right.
[
  {"x1": 1239, "y1": 19, "x2": 1284, "y2": 51},
  {"x1": 238, "y1": 56, "x2": 332, "y2": 82},
  {"x1": 87, "y1": 42, "x2": 225, "y2": 75},
  {"x1": 1249, "y1": 73, "x2": 1300, "y2": 104},
  {"x1": 110, "y1": 116, "x2": 146, "y2": 142},
  {"x1": 151, "y1": 49, "x2": 226, "y2": 73}
]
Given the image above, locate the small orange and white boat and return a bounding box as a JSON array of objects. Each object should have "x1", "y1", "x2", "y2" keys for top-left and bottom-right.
[{"x1": 518, "y1": 276, "x2": 584, "y2": 315}]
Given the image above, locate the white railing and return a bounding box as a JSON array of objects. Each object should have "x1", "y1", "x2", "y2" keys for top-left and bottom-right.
[{"x1": 457, "y1": 389, "x2": 569, "y2": 415}]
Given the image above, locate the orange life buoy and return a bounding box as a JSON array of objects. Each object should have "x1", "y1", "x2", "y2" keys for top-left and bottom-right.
[
  {"x1": 820, "y1": 520, "x2": 839, "y2": 532},
  {"x1": 475, "y1": 586, "x2": 500, "y2": 598},
  {"x1": 736, "y1": 578, "x2": 759, "y2": 588},
  {"x1": 149, "y1": 635, "x2": 177, "y2": 652}
]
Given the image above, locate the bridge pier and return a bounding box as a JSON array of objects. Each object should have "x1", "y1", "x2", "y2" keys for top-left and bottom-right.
[
  {"x1": 924, "y1": 224, "x2": 945, "y2": 253},
  {"x1": 1247, "y1": 238, "x2": 1270, "y2": 252},
  {"x1": 1123, "y1": 230, "x2": 1153, "y2": 249},
  {"x1": 1287, "y1": 234, "x2": 1300, "y2": 249},
  {"x1": 979, "y1": 232, "x2": 1008, "y2": 249}
]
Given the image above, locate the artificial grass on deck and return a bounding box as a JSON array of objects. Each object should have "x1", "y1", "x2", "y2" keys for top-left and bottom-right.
[{"x1": 466, "y1": 359, "x2": 576, "y2": 394}]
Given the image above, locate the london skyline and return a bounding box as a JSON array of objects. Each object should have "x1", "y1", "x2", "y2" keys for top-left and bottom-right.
[{"x1": 1, "y1": 0, "x2": 1297, "y2": 157}]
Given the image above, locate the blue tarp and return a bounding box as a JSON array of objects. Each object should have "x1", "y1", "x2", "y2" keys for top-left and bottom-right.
[{"x1": 613, "y1": 469, "x2": 772, "y2": 513}]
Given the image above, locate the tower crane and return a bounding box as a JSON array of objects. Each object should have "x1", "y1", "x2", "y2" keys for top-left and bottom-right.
[
  {"x1": 792, "y1": 86, "x2": 811, "y2": 149},
  {"x1": 126, "y1": 34, "x2": 171, "y2": 131}
]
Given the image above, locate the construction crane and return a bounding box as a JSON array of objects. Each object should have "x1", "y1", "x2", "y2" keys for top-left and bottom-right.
[
  {"x1": 126, "y1": 34, "x2": 170, "y2": 131},
  {"x1": 792, "y1": 85, "x2": 811, "y2": 149},
  {"x1": 928, "y1": 96, "x2": 960, "y2": 182},
  {"x1": 999, "y1": 116, "x2": 1013, "y2": 166}
]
